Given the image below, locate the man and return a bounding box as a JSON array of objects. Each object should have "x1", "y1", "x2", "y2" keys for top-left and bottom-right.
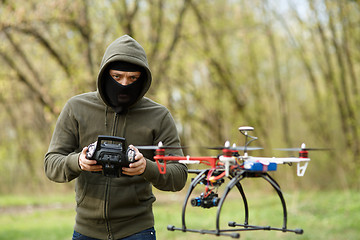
[{"x1": 44, "y1": 35, "x2": 188, "y2": 240}]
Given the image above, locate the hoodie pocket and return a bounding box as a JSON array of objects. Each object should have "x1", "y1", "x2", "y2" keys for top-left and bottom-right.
[
  {"x1": 110, "y1": 177, "x2": 140, "y2": 205},
  {"x1": 135, "y1": 181, "x2": 155, "y2": 203},
  {"x1": 75, "y1": 173, "x2": 107, "y2": 218},
  {"x1": 107, "y1": 177, "x2": 155, "y2": 220}
]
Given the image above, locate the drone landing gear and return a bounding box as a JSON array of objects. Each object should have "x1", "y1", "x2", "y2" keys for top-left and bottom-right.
[
  {"x1": 167, "y1": 169, "x2": 242, "y2": 238},
  {"x1": 227, "y1": 222, "x2": 304, "y2": 234},
  {"x1": 226, "y1": 172, "x2": 303, "y2": 235},
  {"x1": 167, "y1": 225, "x2": 241, "y2": 239},
  {"x1": 167, "y1": 169, "x2": 303, "y2": 238}
]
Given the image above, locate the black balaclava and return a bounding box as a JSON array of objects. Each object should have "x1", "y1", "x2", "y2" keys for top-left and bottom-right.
[{"x1": 103, "y1": 61, "x2": 144, "y2": 113}]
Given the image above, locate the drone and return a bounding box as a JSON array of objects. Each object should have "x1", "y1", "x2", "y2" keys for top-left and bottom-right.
[{"x1": 136, "y1": 126, "x2": 326, "y2": 238}]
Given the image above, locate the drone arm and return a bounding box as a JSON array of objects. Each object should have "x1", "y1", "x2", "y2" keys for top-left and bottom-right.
[
  {"x1": 272, "y1": 157, "x2": 310, "y2": 177},
  {"x1": 178, "y1": 155, "x2": 200, "y2": 164},
  {"x1": 245, "y1": 156, "x2": 310, "y2": 177},
  {"x1": 153, "y1": 155, "x2": 218, "y2": 174}
]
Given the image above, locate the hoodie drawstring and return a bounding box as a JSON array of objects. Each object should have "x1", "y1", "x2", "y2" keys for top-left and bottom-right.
[
  {"x1": 105, "y1": 106, "x2": 108, "y2": 128},
  {"x1": 104, "y1": 106, "x2": 128, "y2": 137}
]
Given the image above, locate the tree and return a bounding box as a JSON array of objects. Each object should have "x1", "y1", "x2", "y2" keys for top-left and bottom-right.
[{"x1": 0, "y1": 0, "x2": 359, "y2": 192}]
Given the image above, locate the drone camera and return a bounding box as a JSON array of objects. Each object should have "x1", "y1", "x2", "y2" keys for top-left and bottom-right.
[{"x1": 191, "y1": 191, "x2": 220, "y2": 209}]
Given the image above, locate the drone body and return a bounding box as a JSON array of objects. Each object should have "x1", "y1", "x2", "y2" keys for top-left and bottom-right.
[{"x1": 136, "y1": 126, "x2": 323, "y2": 238}]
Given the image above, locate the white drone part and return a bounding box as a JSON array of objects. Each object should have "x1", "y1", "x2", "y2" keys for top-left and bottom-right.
[
  {"x1": 179, "y1": 155, "x2": 200, "y2": 164},
  {"x1": 224, "y1": 141, "x2": 231, "y2": 148},
  {"x1": 297, "y1": 162, "x2": 309, "y2": 177},
  {"x1": 239, "y1": 126, "x2": 254, "y2": 132},
  {"x1": 219, "y1": 155, "x2": 236, "y2": 177},
  {"x1": 238, "y1": 126, "x2": 254, "y2": 135},
  {"x1": 158, "y1": 141, "x2": 163, "y2": 147},
  {"x1": 248, "y1": 156, "x2": 311, "y2": 177}
]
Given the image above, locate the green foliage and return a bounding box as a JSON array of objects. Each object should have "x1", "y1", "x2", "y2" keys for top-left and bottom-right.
[{"x1": 0, "y1": 0, "x2": 359, "y2": 192}]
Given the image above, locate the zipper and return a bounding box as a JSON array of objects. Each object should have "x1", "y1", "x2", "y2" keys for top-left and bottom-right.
[
  {"x1": 104, "y1": 177, "x2": 112, "y2": 239},
  {"x1": 111, "y1": 113, "x2": 119, "y2": 136},
  {"x1": 111, "y1": 112, "x2": 128, "y2": 137},
  {"x1": 120, "y1": 111, "x2": 128, "y2": 137},
  {"x1": 105, "y1": 111, "x2": 128, "y2": 240},
  {"x1": 106, "y1": 112, "x2": 116, "y2": 239}
]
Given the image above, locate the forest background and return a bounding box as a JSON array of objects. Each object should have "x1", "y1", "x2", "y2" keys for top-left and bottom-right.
[{"x1": 0, "y1": 0, "x2": 359, "y2": 195}]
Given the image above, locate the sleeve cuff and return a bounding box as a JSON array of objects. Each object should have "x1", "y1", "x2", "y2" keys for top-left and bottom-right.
[
  {"x1": 66, "y1": 152, "x2": 82, "y2": 174},
  {"x1": 142, "y1": 159, "x2": 160, "y2": 181}
]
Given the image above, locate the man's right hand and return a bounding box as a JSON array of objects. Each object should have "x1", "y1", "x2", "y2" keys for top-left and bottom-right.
[{"x1": 79, "y1": 147, "x2": 103, "y2": 172}]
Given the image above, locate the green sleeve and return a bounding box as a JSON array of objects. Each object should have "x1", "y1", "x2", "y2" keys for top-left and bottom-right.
[
  {"x1": 44, "y1": 101, "x2": 82, "y2": 183},
  {"x1": 142, "y1": 111, "x2": 188, "y2": 191}
]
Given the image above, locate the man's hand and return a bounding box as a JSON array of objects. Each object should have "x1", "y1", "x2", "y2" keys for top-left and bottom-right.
[
  {"x1": 78, "y1": 147, "x2": 103, "y2": 172},
  {"x1": 122, "y1": 145, "x2": 146, "y2": 176}
]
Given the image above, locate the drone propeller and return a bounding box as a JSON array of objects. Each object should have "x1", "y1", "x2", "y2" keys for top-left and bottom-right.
[
  {"x1": 275, "y1": 147, "x2": 331, "y2": 151},
  {"x1": 208, "y1": 146, "x2": 263, "y2": 151},
  {"x1": 232, "y1": 146, "x2": 263, "y2": 151},
  {"x1": 135, "y1": 145, "x2": 186, "y2": 150},
  {"x1": 134, "y1": 141, "x2": 186, "y2": 150},
  {"x1": 207, "y1": 141, "x2": 263, "y2": 151},
  {"x1": 274, "y1": 143, "x2": 331, "y2": 151}
]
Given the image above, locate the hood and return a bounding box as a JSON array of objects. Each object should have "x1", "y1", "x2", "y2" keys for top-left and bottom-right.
[{"x1": 97, "y1": 35, "x2": 152, "y2": 108}]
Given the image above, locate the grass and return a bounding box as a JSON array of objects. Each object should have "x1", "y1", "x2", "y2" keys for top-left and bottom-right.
[
  {"x1": 0, "y1": 193, "x2": 75, "y2": 240},
  {"x1": 0, "y1": 208, "x2": 74, "y2": 240},
  {"x1": 0, "y1": 189, "x2": 359, "y2": 240},
  {"x1": 153, "y1": 189, "x2": 360, "y2": 240}
]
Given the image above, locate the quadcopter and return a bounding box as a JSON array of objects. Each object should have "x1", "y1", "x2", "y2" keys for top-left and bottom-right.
[{"x1": 136, "y1": 126, "x2": 325, "y2": 238}]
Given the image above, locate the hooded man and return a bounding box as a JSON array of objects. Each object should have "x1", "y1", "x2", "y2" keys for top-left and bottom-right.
[{"x1": 44, "y1": 35, "x2": 188, "y2": 240}]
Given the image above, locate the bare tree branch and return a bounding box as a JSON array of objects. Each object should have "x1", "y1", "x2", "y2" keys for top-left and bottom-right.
[
  {"x1": 0, "y1": 50, "x2": 60, "y2": 116},
  {"x1": 10, "y1": 25, "x2": 72, "y2": 78},
  {"x1": 148, "y1": 0, "x2": 164, "y2": 61}
]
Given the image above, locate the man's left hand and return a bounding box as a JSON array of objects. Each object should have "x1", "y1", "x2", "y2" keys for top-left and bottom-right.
[{"x1": 122, "y1": 145, "x2": 146, "y2": 176}]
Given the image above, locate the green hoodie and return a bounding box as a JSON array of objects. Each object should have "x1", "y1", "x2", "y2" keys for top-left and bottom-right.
[{"x1": 44, "y1": 35, "x2": 187, "y2": 239}]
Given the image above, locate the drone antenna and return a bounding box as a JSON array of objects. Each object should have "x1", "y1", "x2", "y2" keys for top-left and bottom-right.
[{"x1": 238, "y1": 126, "x2": 257, "y2": 156}]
